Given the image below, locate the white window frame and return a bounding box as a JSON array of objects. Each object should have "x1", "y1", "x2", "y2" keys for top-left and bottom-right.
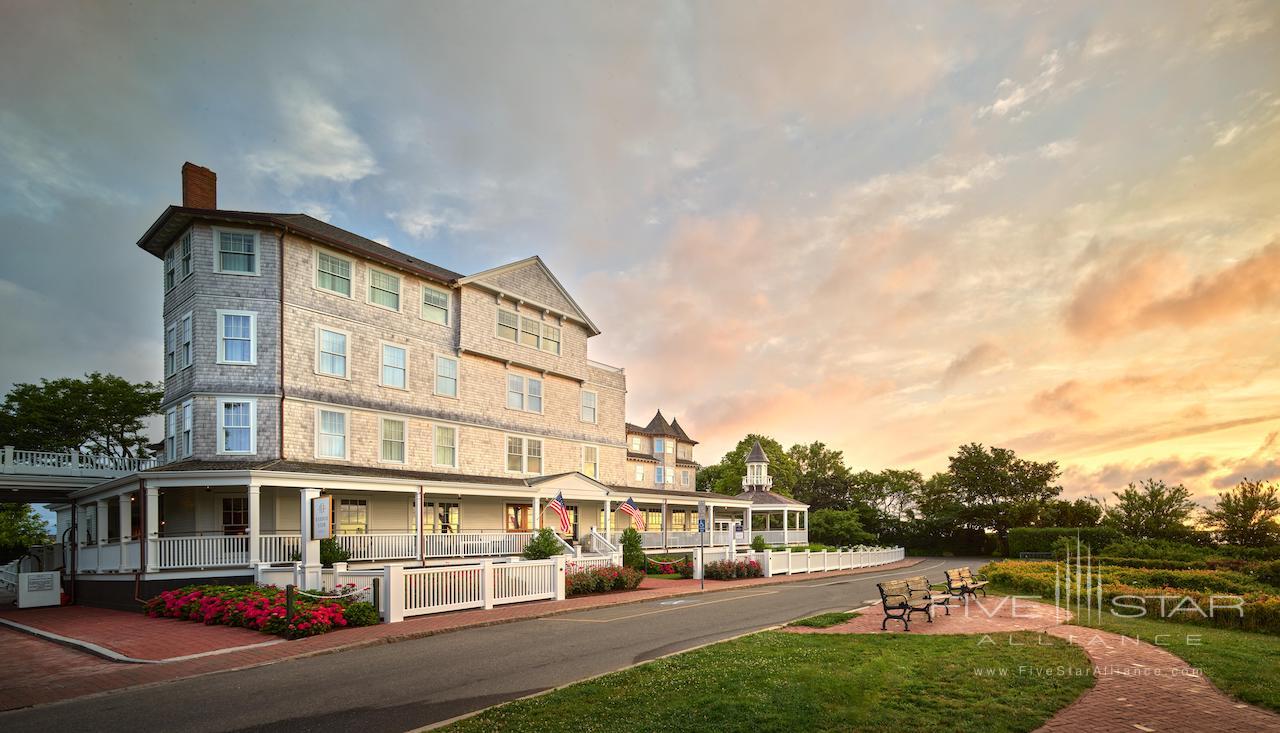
[
  {"x1": 164, "y1": 245, "x2": 176, "y2": 292},
  {"x1": 682, "y1": 470, "x2": 690, "y2": 487},
  {"x1": 634, "y1": 464, "x2": 644, "y2": 482},
  {"x1": 180, "y1": 399, "x2": 193, "y2": 458},
  {"x1": 164, "y1": 325, "x2": 177, "y2": 377},
  {"x1": 366, "y1": 266, "x2": 403, "y2": 312},
  {"x1": 315, "y1": 326, "x2": 351, "y2": 379},
  {"x1": 655, "y1": 466, "x2": 665, "y2": 485},
  {"x1": 666, "y1": 440, "x2": 674, "y2": 454},
  {"x1": 165, "y1": 407, "x2": 176, "y2": 461},
  {"x1": 313, "y1": 247, "x2": 354, "y2": 298},
  {"x1": 505, "y1": 435, "x2": 544, "y2": 475},
  {"x1": 580, "y1": 390, "x2": 597, "y2": 423},
  {"x1": 506, "y1": 373, "x2": 543, "y2": 414},
  {"x1": 421, "y1": 283, "x2": 451, "y2": 326},
  {"x1": 541, "y1": 323, "x2": 561, "y2": 355},
  {"x1": 216, "y1": 397, "x2": 257, "y2": 455},
  {"x1": 433, "y1": 424, "x2": 458, "y2": 468},
  {"x1": 653, "y1": 438, "x2": 664, "y2": 455},
  {"x1": 379, "y1": 417, "x2": 407, "y2": 464},
  {"x1": 630, "y1": 437, "x2": 642, "y2": 451},
  {"x1": 519, "y1": 316, "x2": 541, "y2": 349},
  {"x1": 179, "y1": 231, "x2": 193, "y2": 280},
  {"x1": 179, "y1": 312, "x2": 193, "y2": 370},
  {"x1": 434, "y1": 354, "x2": 459, "y2": 398},
  {"x1": 380, "y1": 342, "x2": 409, "y2": 390},
  {"x1": 581, "y1": 445, "x2": 599, "y2": 479},
  {"x1": 496, "y1": 308, "x2": 520, "y2": 343},
  {"x1": 216, "y1": 310, "x2": 257, "y2": 365},
  {"x1": 212, "y1": 227, "x2": 261, "y2": 276},
  {"x1": 315, "y1": 407, "x2": 350, "y2": 460}
]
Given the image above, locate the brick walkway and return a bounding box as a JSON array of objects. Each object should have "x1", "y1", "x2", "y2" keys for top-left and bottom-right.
[
  {"x1": 1038, "y1": 625, "x2": 1280, "y2": 732},
  {"x1": 0, "y1": 558, "x2": 920, "y2": 710},
  {"x1": 782, "y1": 594, "x2": 1070, "y2": 635}
]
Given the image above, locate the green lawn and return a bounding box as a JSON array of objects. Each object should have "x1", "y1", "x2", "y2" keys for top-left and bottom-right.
[
  {"x1": 443, "y1": 631, "x2": 1093, "y2": 733},
  {"x1": 989, "y1": 582, "x2": 1280, "y2": 712},
  {"x1": 787, "y1": 612, "x2": 860, "y2": 628}
]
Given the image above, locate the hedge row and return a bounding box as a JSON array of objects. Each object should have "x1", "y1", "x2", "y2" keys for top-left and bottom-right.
[{"x1": 1007, "y1": 527, "x2": 1122, "y2": 556}]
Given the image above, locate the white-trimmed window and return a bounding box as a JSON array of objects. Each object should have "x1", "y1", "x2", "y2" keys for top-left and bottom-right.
[
  {"x1": 316, "y1": 327, "x2": 349, "y2": 378},
  {"x1": 665, "y1": 469, "x2": 675, "y2": 485},
  {"x1": 497, "y1": 308, "x2": 519, "y2": 342},
  {"x1": 506, "y1": 436, "x2": 543, "y2": 474},
  {"x1": 179, "y1": 231, "x2": 192, "y2": 280},
  {"x1": 634, "y1": 464, "x2": 644, "y2": 482},
  {"x1": 165, "y1": 407, "x2": 176, "y2": 461},
  {"x1": 682, "y1": 470, "x2": 690, "y2": 487},
  {"x1": 316, "y1": 408, "x2": 347, "y2": 459},
  {"x1": 164, "y1": 325, "x2": 176, "y2": 377},
  {"x1": 666, "y1": 440, "x2": 674, "y2": 454},
  {"x1": 422, "y1": 285, "x2": 450, "y2": 325},
  {"x1": 507, "y1": 374, "x2": 542, "y2": 412},
  {"x1": 380, "y1": 418, "x2": 406, "y2": 463},
  {"x1": 580, "y1": 390, "x2": 597, "y2": 423},
  {"x1": 655, "y1": 466, "x2": 665, "y2": 485},
  {"x1": 368, "y1": 268, "x2": 401, "y2": 311},
  {"x1": 630, "y1": 437, "x2": 642, "y2": 451},
  {"x1": 337, "y1": 498, "x2": 368, "y2": 533},
  {"x1": 218, "y1": 398, "x2": 256, "y2": 455},
  {"x1": 217, "y1": 310, "x2": 256, "y2": 365},
  {"x1": 581, "y1": 445, "x2": 599, "y2": 479},
  {"x1": 214, "y1": 229, "x2": 259, "y2": 275},
  {"x1": 434, "y1": 425, "x2": 457, "y2": 467},
  {"x1": 381, "y1": 343, "x2": 407, "y2": 389},
  {"x1": 653, "y1": 438, "x2": 664, "y2": 455},
  {"x1": 541, "y1": 324, "x2": 561, "y2": 355},
  {"x1": 520, "y1": 317, "x2": 541, "y2": 348},
  {"x1": 315, "y1": 249, "x2": 353, "y2": 297},
  {"x1": 180, "y1": 400, "x2": 193, "y2": 458},
  {"x1": 435, "y1": 355, "x2": 458, "y2": 397},
  {"x1": 179, "y1": 312, "x2": 193, "y2": 370},
  {"x1": 164, "y1": 245, "x2": 176, "y2": 292}
]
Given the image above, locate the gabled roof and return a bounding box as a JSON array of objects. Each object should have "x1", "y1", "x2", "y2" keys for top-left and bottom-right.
[
  {"x1": 737, "y1": 488, "x2": 807, "y2": 507},
  {"x1": 625, "y1": 410, "x2": 698, "y2": 444},
  {"x1": 745, "y1": 440, "x2": 769, "y2": 464},
  {"x1": 457, "y1": 255, "x2": 601, "y2": 336},
  {"x1": 137, "y1": 207, "x2": 461, "y2": 284}
]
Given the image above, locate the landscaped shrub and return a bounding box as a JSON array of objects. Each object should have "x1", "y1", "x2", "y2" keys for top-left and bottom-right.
[
  {"x1": 1255, "y1": 560, "x2": 1280, "y2": 589},
  {"x1": 702, "y1": 558, "x2": 764, "y2": 580},
  {"x1": 646, "y1": 555, "x2": 693, "y2": 578},
  {"x1": 808, "y1": 509, "x2": 876, "y2": 547},
  {"x1": 565, "y1": 565, "x2": 644, "y2": 596},
  {"x1": 1007, "y1": 527, "x2": 1122, "y2": 557},
  {"x1": 144, "y1": 583, "x2": 372, "y2": 639},
  {"x1": 522, "y1": 528, "x2": 564, "y2": 560},
  {"x1": 289, "y1": 537, "x2": 353, "y2": 567},
  {"x1": 620, "y1": 527, "x2": 645, "y2": 570},
  {"x1": 751, "y1": 535, "x2": 768, "y2": 552}
]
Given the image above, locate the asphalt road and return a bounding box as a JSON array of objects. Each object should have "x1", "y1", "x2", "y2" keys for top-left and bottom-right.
[{"x1": 2, "y1": 558, "x2": 960, "y2": 733}]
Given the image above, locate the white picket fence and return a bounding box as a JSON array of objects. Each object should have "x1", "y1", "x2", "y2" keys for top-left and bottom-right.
[
  {"x1": 565, "y1": 553, "x2": 623, "y2": 572},
  {"x1": 692, "y1": 546, "x2": 904, "y2": 579},
  {"x1": 390, "y1": 558, "x2": 564, "y2": 621}
]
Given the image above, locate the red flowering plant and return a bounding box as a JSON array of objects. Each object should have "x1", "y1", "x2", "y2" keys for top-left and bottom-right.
[
  {"x1": 144, "y1": 582, "x2": 379, "y2": 639},
  {"x1": 645, "y1": 556, "x2": 694, "y2": 578},
  {"x1": 565, "y1": 565, "x2": 644, "y2": 596}
]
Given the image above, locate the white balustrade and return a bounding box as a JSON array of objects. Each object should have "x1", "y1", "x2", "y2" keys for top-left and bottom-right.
[
  {"x1": 1, "y1": 446, "x2": 161, "y2": 477},
  {"x1": 492, "y1": 560, "x2": 558, "y2": 604},
  {"x1": 259, "y1": 535, "x2": 301, "y2": 563},
  {"x1": 403, "y1": 563, "x2": 487, "y2": 615},
  {"x1": 334, "y1": 533, "x2": 417, "y2": 561},
  {"x1": 422, "y1": 531, "x2": 533, "y2": 558},
  {"x1": 156, "y1": 536, "x2": 248, "y2": 568}
]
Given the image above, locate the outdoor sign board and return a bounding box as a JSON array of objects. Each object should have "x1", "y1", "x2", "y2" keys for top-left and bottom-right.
[
  {"x1": 698, "y1": 518, "x2": 707, "y2": 533},
  {"x1": 734, "y1": 520, "x2": 745, "y2": 540},
  {"x1": 312, "y1": 495, "x2": 333, "y2": 540}
]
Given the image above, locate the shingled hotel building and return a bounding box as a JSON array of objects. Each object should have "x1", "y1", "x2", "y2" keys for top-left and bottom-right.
[{"x1": 39, "y1": 164, "x2": 809, "y2": 605}]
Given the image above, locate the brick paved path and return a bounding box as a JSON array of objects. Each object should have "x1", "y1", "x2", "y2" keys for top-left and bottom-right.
[
  {"x1": 1038, "y1": 624, "x2": 1280, "y2": 732},
  {"x1": 0, "y1": 606, "x2": 274, "y2": 661}
]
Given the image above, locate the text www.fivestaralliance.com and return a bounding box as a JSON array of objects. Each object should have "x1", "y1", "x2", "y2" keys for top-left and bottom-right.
[{"x1": 972, "y1": 666, "x2": 1201, "y2": 677}]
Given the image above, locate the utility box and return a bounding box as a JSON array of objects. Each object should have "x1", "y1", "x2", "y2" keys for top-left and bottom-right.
[{"x1": 18, "y1": 571, "x2": 61, "y2": 608}]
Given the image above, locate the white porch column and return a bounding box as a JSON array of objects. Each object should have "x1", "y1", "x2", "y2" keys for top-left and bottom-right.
[
  {"x1": 118, "y1": 492, "x2": 132, "y2": 571},
  {"x1": 247, "y1": 484, "x2": 261, "y2": 565},
  {"x1": 532, "y1": 496, "x2": 541, "y2": 531},
  {"x1": 783, "y1": 508, "x2": 789, "y2": 545},
  {"x1": 604, "y1": 499, "x2": 612, "y2": 538},
  {"x1": 299, "y1": 488, "x2": 322, "y2": 589},
  {"x1": 745, "y1": 507, "x2": 753, "y2": 542},
  {"x1": 96, "y1": 499, "x2": 109, "y2": 547},
  {"x1": 415, "y1": 488, "x2": 425, "y2": 565},
  {"x1": 145, "y1": 487, "x2": 159, "y2": 572},
  {"x1": 662, "y1": 500, "x2": 669, "y2": 550},
  {"x1": 708, "y1": 504, "x2": 715, "y2": 545}
]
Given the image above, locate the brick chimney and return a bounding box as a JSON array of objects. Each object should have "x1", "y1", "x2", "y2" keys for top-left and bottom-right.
[{"x1": 181, "y1": 162, "x2": 217, "y2": 209}]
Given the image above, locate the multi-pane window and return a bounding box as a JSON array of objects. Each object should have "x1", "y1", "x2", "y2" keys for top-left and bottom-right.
[
  {"x1": 630, "y1": 437, "x2": 642, "y2": 451},
  {"x1": 381, "y1": 344, "x2": 407, "y2": 389},
  {"x1": 655, "y1": 466, "x2": 665, "y2": 485},
  {"x1": 634, "y1": 464, "x2": 644, "y2": 482},
  {"x1": 506, "y1": 504, "x2": 532, "y2": 532},
  {"x1": 541, "y1": 324, "x2": 561, "y2": 354},
  {"x1": 164, "y1": 246, "x2": 176, "y2": 291},
  {"x1": 317, "y1": 328, "x2": 348, "y2": 377},
  {"x1": 666, "y1": 440, "x2": 674, "y2": 454},
  {"x1": 497, "y1": 309, "x2": 519, "y2": 342},
  {"x1": 582, "y1": 445, "x2": 599, "y2": 479},
  {"x1": 179, "y1": 232, "x2": 192, "y2": 279},
  {"x1": 677, "y1": 443, "x2": 693, "y2": 460},
  {"x1": 222, "y1": 497, "x2": 248, "y2": 534},
  {"x1": 165, "y1": 325, "x2": 176, "y2": 376},
  {"x1": 422, "y1": 286, "x2": 449, "y2": 325},
  {"x1": 368, "y1": 269, "x2": 401, "y2": 310},
  {"x1": 653, "y1": 438, "x2": 664, "y2": 455},
  {"x1": 218, "y1": 311, "x2": 255, "y2": 364},
  {"x1": 434, "y1": 425, "x2": 457, "y2": 467},
  {"x1": 181, "y1": 400, "x2": 193, "y2": 458},
  {"x1": 165, "y1": 408, "x2": 176, "y2": 461},
  {"x1": 682, "y1": 470, "x2": 690, "y2": 487},
  {"x1": 506, "y1": 436, "x2": 543, "y2": 473},
  {"x1": 381, "y1": 418, "x2": 406, "y2": 463},
  {"x1": 179, "y1": 313, "x2": 193, "y2": 369},
  {"x1": 317, "y1": 409, "x2": 347, "y2": 459},
  {"x1": 507, "y1": 375, "x2": 542, "y2": 412},
  {"x1": 520, "y1": 317, "x2": 541, "y2": 348},
  {"x1": 435, "y1": 355, "x2": 458, "y2": 397},
  {"x1": 316, "y1": 251, "x2": 352, "y2": 296},
  {"x1": 217, "y1": 230, "x2": 257, "y2": 274},
  {"x1": 580, "y1": 391, "x2": 597, "y2": 423},
  {"x1": 219, "y1": 399, "x2": 254, "y2": 454},
  {"x1": 432, "y1": 502, "x2": 459, "y2": 532},
  {"x1": 337, "y1": 499, "x2": 368, "y2": 533}
]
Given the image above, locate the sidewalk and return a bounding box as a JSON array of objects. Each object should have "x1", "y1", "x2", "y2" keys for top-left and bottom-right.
[{"x1": 0, "y1": 558, "x2": 920, "y2": 711}]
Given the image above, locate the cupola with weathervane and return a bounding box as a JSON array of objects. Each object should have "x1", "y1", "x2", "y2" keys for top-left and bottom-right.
[{"x1": 742, "y1": 440, "x2": 772, "y2": 490}]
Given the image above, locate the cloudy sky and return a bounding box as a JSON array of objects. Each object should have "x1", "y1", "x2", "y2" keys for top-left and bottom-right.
[{"x1": 2, "y1": 1, "x2": 1278, "y2": 505}]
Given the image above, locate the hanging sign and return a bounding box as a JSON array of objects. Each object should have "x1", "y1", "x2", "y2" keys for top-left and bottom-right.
[{"x1": 312, "y1": 495, "x2": 333, "y2": 540}]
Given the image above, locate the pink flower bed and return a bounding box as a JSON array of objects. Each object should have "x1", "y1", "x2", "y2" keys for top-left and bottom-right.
[{"x1": 145, "y1": 583, "x2": 378, "y2": 639}]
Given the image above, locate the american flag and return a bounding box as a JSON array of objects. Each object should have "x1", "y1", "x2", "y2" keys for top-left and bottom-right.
[
  {"x1": 547, "y1": 492, "x2": 572, "y2": 534},
  {"x1": 618, "y1": 497, "x2": 646, "y2": 531}
]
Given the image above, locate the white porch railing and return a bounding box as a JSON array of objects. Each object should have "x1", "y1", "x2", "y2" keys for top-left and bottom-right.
[
  {"x1": 334, "y1": 533, "x2": 418, "y2": 561},
  {"x1": 746, "y1": 529, "x2": 808, "y2": 545},
  {"x1": 1, "y1": 446, "x2": 161, "y2": 477},
  {"x1": 156, "y1": 535, "x2": 248, "y2": 568},
  {"x1": 392, "y1": 558, "x2": 563, "y2": 621},
  {"x1": 423, "y1": 531, "x2": 533, "y2": 558},
  {"x1": 260, "y1": 534, "x2": 301, "y2": 563},
  {"x1": 608, "y1": 529, "x2": 809, "y2": 549}
]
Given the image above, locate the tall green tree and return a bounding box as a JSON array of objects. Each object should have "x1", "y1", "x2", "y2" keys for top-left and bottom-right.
[
  {"x1": 0, "y1": 503, "x2": 52, "y2": 563},
  {"x1": 788, "y1": 441, "x2": 853, "y2": 509},
  {"x1": 699, "y1": 434, "x2": 798, "y2": 496},
  {"x1": 0, "y1": 372, "x2": 162, "y2": 457},
  {"x1": 1102, "y1": 478, "x2": 1198, "y2": 540},
  {"x1": 1203, "y1": 478, "x2": 1280, "y2": 547},
  {"x1": 1036, "y1": 498, "x2": 1104, "y2": 528},
  {"x1": 944, "y1": 443, "x2": 1062, "y2": 553}
]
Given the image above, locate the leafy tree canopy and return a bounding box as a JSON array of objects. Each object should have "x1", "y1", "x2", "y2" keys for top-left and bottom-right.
[
  {"x1": 0, "y1": 503, "x2": 51, "y2": 547},
  {"x1": 942, "y1": 443, "x2": 1062, "y2": 551},
  {"x1": 788, "y1": 441, "x2": 853, "y2": 509},
  {"x1": 0, "y1": 372, "x2": 162, "y2": 457},
  {"x1": 1102, "y1": 478, "x2": 1198, "y2": 541},
  {"x1": 1035, "y1": 498, "x2": 1104, "y2": 528},
  {"x1": 698, "y1": 434, "x2": 797, "y2": 496},
  {"x1": 1203, "y1": 478, "x2": 1280, "y2": 547}
]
